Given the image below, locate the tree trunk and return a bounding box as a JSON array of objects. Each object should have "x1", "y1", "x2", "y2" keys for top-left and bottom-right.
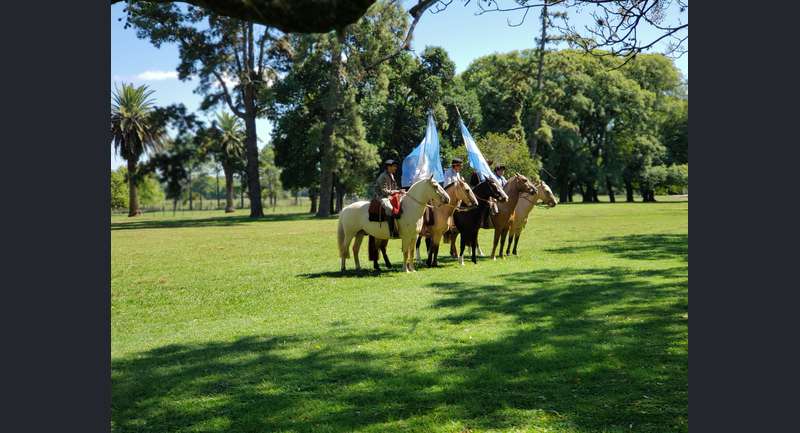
[
  {"x1": 127, "y1": 158, "x2": 141, "y2": 217},
  {"x1": 187, "y1": 168, "x2": 193, "y2": 211},
  {"x1": 607, "y1": 178, "x2": 616, "y2": 203},
  {"x1": 625, "y1": 178, "x2": 634, "y2": 202},
  {"x1": 240, "y1": 173, "x2": 245, "y2": 209},
  {"x1": 558, "y1": 176, "x2": 569, "y2": 204},
  {"x1": 224, "y1": 168, "x2": 235, "y2": 212},
  {"x1": 243, "y1": 112, "x2": 263, "y2": 217},
  {"x1": 580, "y1": 183, "x2": 592, "y2": 203},
  {"x1": 529, "y1": 3, "x2": 548, "y2": 158},
  {"x1": 316, "y1": 30, "x2": 345, "y2": 218},
  {"x1": 309, "y1": 193, "x2": 318, "y2": 214},
  {"x1": 335, "y1": 180, "x2": 344, "y2": 214},
  {"x1": 216, "y1": 170, "x2": 221, "y2": 208},
  {"x1": 329, "y1": 175, "x2": 336, "y2": 215}
]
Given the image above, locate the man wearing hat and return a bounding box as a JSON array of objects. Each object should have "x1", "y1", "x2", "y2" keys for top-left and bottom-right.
[
  {"x1": 494, "y1": 162, "x2": 508, "y2": 187},
  {"x1": 443, "y1": 158, "x2": 464, "y2": 188},
  {"x1": 373, "y1": 159, "x2": 403, "y2": 237}
]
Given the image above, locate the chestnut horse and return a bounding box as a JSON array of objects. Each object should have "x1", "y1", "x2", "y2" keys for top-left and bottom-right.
[
  {"x1": 415, "y1": 178, "x2": 478, "y2": 267},
  {"x1": 504, "y1": 179, "x2": 558, "y2": 256},
  {"x1": 337, "y1": 176, "x2": 449, "y2": 273},
  {"x1": 489, "y1": 174, "x2": 538, "y2": 260}
]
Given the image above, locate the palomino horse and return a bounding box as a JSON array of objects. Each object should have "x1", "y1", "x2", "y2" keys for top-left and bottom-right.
[
  {"x1": 489, "y1": 174, "x2": 538, "y2": 260},
  {"x1": 337, "y1": 176, "x2": 450, "y2": 273},
  {"x1": 504, "y1": 179, "x2": 558, "y2": 256},
  {"x1": 415, "y1": 179, "x2": 478, "y2": 267},
  {"x1": 448, "y1": 178, "x2": 509, "y2": 265}
]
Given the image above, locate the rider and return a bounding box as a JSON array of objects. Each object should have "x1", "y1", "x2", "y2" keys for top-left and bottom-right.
[
  {"x1": 443, "y1": 158, "x2": 464, "y2": 188},
  {"x1": 373, "y1": 159, "x2": 403, "y2": 237},
  {"x1": 493, "y1": 162, "x2": 508, "y2": 187}
]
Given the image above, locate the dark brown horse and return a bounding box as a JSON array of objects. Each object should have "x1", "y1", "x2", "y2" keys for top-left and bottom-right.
[{"x1": 447, "y1": 179, "x2": 508, "y2": 265}]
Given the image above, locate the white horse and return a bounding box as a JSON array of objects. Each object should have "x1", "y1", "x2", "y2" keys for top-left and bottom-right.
[{"x1": 337, "y1": 176, "x2": 450, "y2": 273}]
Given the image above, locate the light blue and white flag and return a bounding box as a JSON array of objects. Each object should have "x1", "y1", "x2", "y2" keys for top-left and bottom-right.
[
  {"x1": 401, "y1": 112, "x2": 445, "y2": 187},
  {"x1": 459, "y1": 117, "x2": 501, "y2": 184}
]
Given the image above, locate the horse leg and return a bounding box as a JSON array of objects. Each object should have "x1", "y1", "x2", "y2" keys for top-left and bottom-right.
[
  {"x1": 477, "y1": 240, "x2": 485, "y2": 257},
  {"x1": 471, "y1": 233, "x2": 477, "y2": 264},
  {"x1": 490, "y1": 229, "x2": 501, "y2": 260},
  {"x1": 415, "y1": 235, "x2": 422, "y2": 263},
  {"x1": 450, "y1": 232, "x2": 459, "y2": 258},
  {"x1": 352, "y1": 232, "x2": 364, "y2": 270},
  {"x1": 341, "y1": 233, "x2": 354, "y2": 272},
  {"x1": 513, "y1": 232, "x2": 521, "y2": 256},
  {"x1": 432, "y1": 241, "x2": 440, "y2": 267},
  {"x1": 498, "y1": 228, "x2": 508, "y2": 259},
  {"x1": 368, "y1": 236, "x2": 378, "y2": 270},
  {"x1": 459, "y1": 235, "x2": 466, "y2": 266},
  {"x1": 380, "y1": 240, "x2": 392, "y2": 269},
  {"x1": 506, "y1": 233, "x2": 514, "y2": 256}
]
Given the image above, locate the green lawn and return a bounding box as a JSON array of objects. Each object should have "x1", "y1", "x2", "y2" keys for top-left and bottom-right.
[{"x1": 111, "y1": 200, "x2": 688, "y2": 433}]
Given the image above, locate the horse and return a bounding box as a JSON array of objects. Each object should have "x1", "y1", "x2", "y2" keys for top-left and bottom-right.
[
  {"x1": 504, "y1": 179, "x2": 558, "y2": 256},
  {"x1": 448, "y1": 178, "x2": 509, "y2": 265},
  {"x1": 414, "y1": 178, "x2": 478, "y2": 267},
  {"x1": 489, "y1": 174, "x2": 538, "y2": 260},
  {"x1": 337, "y1": 176, "x2": 450, "y2": 273}
]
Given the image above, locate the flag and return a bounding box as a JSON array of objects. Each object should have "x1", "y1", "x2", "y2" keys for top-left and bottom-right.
[
  {"x1": 401, "y1": 111, "x2": 445, "y2": 187},
  {"x1": 459, "y1": 117, "x2": 501, "y2": 184}
]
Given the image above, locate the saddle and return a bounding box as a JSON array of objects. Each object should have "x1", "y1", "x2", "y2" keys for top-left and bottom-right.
[{"x1": 368, "y1": 199, "x2": 386, "y2": 222}]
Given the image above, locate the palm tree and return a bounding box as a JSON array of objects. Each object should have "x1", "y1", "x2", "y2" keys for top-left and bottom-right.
[
  {"x1": 110, "y1": 83, "x2": 163, "y2": 216},
  {"x1": 209, "y1": 112, "x2": 245, "y2": 213}
]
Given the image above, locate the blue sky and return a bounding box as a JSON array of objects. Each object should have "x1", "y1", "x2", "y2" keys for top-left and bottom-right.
[{"x1": 111, "y1": 1, "x2": 687, "y2": 169}]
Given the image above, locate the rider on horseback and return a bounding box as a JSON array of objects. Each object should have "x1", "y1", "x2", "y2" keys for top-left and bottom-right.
[{"x1": 373, "y1": 159, "x2": 403, "y2": 237}]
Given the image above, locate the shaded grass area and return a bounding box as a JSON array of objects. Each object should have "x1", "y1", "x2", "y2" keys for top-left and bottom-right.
[{"x1": 112, "y1": 202, "x2": 688, "y2": 433}]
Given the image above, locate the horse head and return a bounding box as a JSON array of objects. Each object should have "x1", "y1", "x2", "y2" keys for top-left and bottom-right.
[
  {"x1": 513, "y1": 173, "x2": 538, "y2": 196},
  {"x1": 452, "y1": 179, "x2": 478, "y2": 207},
  {"x1": 536, "y1": 179, "x2": 558, "y2": 207},
  {"x1": 488, "y1": 178, "x2": 509, "y2": 202},
  {"x1": 427, "y1": 175, "x2": 450, "y2": 206}
]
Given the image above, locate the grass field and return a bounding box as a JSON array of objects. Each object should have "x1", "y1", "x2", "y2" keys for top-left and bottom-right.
[{"x1": 111, "y1": 199, "x2": 688, "y2": 433}]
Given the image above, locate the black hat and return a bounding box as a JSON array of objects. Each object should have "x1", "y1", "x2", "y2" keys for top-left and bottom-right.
[
  {"x1": 384, "y1": 159, "x2": 398, "y2": 166},
  {"x1": 451, "y1": 158, "x2": 463, "y2": 165}
]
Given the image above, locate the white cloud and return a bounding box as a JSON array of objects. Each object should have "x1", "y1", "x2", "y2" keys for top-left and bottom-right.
[{"x1": 136, "y1": 70, "x2": 179, "y2": 81}]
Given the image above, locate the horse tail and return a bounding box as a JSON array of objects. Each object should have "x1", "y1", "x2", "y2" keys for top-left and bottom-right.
[{"x1": 337, "y1": 218, "x2": 348, "y2": 259}]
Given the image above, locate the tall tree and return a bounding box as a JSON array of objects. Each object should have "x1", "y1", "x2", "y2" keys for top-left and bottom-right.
[
  {"x1": 110, "y1": 83, "x2": 164, "y2": 216},
  {"x1": 124, "y1": 3, "x2": 291, "y2": 217},
  {"x1": 204, "y1": 112, "x2": 246, "y2": 212}
]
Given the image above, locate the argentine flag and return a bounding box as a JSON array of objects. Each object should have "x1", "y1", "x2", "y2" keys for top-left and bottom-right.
[
  {"x1": 459, "y1": 117, "x2": 501, "y2": 184},
  {"x1": 401, "y1": 112, "x2": 445, "y2": 187}
]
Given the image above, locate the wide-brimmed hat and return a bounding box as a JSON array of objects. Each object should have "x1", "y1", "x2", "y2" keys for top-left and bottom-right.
[
  {"x1": 494, "y1": 163, "x2": 506, "y2": 170},
  {"x1": 384, "y1": 159, "x2": 398, "y2": 166},
  {"x1": 451, "y1": 158, "x2": 463, "y2": 165}
]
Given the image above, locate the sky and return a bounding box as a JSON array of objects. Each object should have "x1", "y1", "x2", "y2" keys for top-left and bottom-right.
[{"x1": 111, "y1": 1, "x2": 687, "y2": 169}]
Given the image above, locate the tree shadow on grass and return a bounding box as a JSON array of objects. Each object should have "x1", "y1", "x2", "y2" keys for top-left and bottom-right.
[
  {"x1": 111, "y1": 212, "x2": 315, "y2": 231},
  {"x1": 113, "y1": 265, "x2": 687, "y2": 433},
  {"x1": 546, "y1": 233, "x2": 688, "y2": 262},
  {"x1": 426, "y1": 265, "x2": 688, "y2": 432}
]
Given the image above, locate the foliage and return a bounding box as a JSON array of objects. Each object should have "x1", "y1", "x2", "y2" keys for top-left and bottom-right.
[
  {"x1": 479, "y1": 132, "x2": 540, "y2": 179},
  {"x1": 110, "y1": 82, "x2": 163, "y2": 162},
  {"x1": 111, "y1": 169, "x2": 128, "y2": 210},
  {"x1": 111, "y1": 166, "x2": 166, "y2": 209},
  {"x1": 462, "y1": 49, "x2": 685, "y2": 201},
  {"x1": 259, "y1": 145, "x2": 283, "y2": 200}
]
